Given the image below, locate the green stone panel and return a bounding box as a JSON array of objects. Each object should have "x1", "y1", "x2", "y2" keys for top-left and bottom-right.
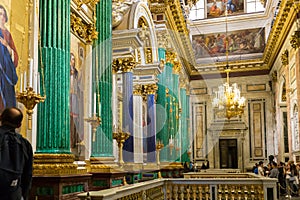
[
  {"x1": 93, "y1": 180, "x2": 108, "y2": 187},
  {"x1": 36, "y1": 186, "x2": 54, "y2": 196},
  {"x1": 62, "y1": 184, "x2": 84, "y2": 194},
  {"x1": 112, "y1": 179, "x2": 123, "y2": 186}
]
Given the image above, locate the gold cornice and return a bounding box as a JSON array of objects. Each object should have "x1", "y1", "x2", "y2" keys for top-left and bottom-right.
[
  {"x1": 263, "y1": 0, "x2": 298, "y2": 68},
  {"x1": 149, "y1": 0, "x2": 195, "y2": 76},
  {"x1": 71, "y1": 12, "x2": 98, "y2": 44},
  {"x1": 195, "y1": 59, "x2": 266, "y2": 74}
]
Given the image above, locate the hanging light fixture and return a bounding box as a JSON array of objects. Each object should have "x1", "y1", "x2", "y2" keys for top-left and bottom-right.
[{"x1": 212, "y1": 9, "x2": 246, "y2": 119}]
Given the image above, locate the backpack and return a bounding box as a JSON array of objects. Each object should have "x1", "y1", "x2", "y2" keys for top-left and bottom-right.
[{"x1": 0, "y1": 128, "x2": 28, "y2": 193}]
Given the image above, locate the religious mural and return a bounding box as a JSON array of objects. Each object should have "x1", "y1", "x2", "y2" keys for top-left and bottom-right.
[
  {"x1": 0, "y1": 2, "x2": 29, "y2": 113},
  {"x1": 207, "y1": 0, "x2": 244, "y2": 18},
  {"x1": 192, "y1": 28, "x2": 265, "y2": 60},
  {"x1": 70, "y1": 34, "x2": 86, "y2": 160}
]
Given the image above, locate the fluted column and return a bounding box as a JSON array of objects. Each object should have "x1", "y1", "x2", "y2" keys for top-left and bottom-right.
[
  {"x1": 117, "y1": 57, "x2": 136, "y2": 162},
  {"x1": 144, "y1": 84, "x2": 158, "y2": 163},
  {"x1": 171, "y1": 59, "x2": 180, "y2": 162},
  {"x1": 156, "y1": 48, "x2": 168, "y2": 163},
  {"x1": 90, "y1": 0, "x2": 113, "y2": 159},
  {"x1": 180, "y1": 84, "x2": 189, "y2": 162},
  {"x1": 34, "y1": 0, "x2": 77, "y2": 174},
  {"x1": 133, "y1": 85, "x2": 143, "y2": 163}
]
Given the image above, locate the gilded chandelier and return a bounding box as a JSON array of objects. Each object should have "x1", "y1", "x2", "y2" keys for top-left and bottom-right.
[
  {"x1": 212, "y1": 65, "x2": 246, "y2": 119},
  {"x1": 212, "y1": 9, "x2": 246, "y2": 119}
]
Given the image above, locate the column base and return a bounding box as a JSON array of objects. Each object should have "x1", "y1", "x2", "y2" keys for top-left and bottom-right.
[
  {"x1": 33, "y1": 153, "x2": 87, "y2": 175},
  {"x1": 87, "y1": 157, "x2": 127, "y2": 191},
  {"x1": 160, "y1": 162, "x2": 184, "y2": 178}
]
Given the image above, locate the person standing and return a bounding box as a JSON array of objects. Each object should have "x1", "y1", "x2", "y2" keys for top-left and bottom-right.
[
  {"x1": 0, "y1": 5, "x2": 19, "y2": 113},
  {"x1": 0, "y1": 107, "x2": 33, "y2": 200},
  {"x1": 258, "y1": 161, "x2": 265, "y2": 176}
]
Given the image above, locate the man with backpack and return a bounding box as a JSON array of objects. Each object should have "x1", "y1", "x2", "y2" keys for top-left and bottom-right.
[{"x1": 0, "y1": 107, "x2": 33, "y2": 200}]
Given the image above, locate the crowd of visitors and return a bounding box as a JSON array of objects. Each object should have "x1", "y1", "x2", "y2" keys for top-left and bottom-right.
[{"x1": 253, "y1": 155, "x2": 300, "y2": 198}]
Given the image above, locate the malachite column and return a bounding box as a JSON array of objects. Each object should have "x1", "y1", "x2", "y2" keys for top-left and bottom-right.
[
  {"x1": 146, "y1": 84, "x2": 158, "y2": 163},
  {"x1": 187, "y1": 93, "x2": 191, "y2": 162},
  {"x1": 180, "y1": 88, "x2": 189, "y2": 162},
  {"x1": 91, "y1": 0, "x2": 113, "y2": 158},
  {"x1": 36, "y1": 0, "x2": 71, "y2": 154},
  {"x1": 172, "y1": 72, "x2": 180, "y2": 162}
]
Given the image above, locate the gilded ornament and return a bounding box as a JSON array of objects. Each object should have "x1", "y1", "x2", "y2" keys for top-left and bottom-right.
[
  {"x1": 290, "y1": 30, "x2": 300, "y2": 49},
  {"x1": 113, "y1": 57, "x2": 137, "y2": 72},
  {"x1": 71, "y1": 13, "x2": 98, "y2": 44},
  {"x1": 281, "y1": 49, "x2": 289, "y2": 65},
  {"x1": 133, "y1": 84, "x2": 143, "y2": 95}
]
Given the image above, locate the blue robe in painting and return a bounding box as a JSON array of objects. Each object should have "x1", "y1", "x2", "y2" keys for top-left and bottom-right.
[{"x1": 0, "y1": 29, "x2": 18, "y2": 109}]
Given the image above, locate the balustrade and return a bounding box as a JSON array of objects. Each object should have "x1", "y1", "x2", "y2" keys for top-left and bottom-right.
[{"x1": 78, "y1": 173, "x2": 277, "y2": 200}]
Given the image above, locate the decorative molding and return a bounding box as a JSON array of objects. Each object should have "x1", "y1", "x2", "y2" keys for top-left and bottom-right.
[{"x1": 263, "y1": 0, "x2": 298, "y2": 68}]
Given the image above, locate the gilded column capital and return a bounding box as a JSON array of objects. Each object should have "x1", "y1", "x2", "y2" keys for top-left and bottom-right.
[
  {"x1": 173, "y1": 60, "x2": 181, "y2": 74},
  {"x1": 281, "y1": 50, "x2": 289, "y2": 66},
  {"x1": 290, "y1": 30, "x2": 300, "y2": 49},
  {"x1": 112, "y1": 60, "x2": 119, "y2": 74},
  {"x1": 166, "y1": 51, "x2": 176, "y2": 64},
  {"x1": 133, "y1": 84, "x2": 143, "y2": 95},
  {"x1": 143, "y1": 84, "x2": 158, "y2": 95},
  {"x1": 113, "y1": 57, "x2": 137, "y2": 73},
  {"x1": 179, "y1": 77, "x2": 187, "y2": 88}
]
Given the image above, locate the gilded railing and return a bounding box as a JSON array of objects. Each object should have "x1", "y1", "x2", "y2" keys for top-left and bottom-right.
[{"x1": 78, "y1": 173, "x2": 278, "y2": 200}]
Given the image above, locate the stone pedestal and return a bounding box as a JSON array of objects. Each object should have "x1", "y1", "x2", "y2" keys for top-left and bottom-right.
[{"x1": 30, "y1": 174, "x2": 91, "y2": 200}]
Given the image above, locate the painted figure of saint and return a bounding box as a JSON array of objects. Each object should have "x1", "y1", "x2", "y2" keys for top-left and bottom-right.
[
  {"x1": 70, "y1": 52, "x2": 82, "y2": 159},
  {"x1": 0, "y1": 5, "x2": 18, "y2": 112}
]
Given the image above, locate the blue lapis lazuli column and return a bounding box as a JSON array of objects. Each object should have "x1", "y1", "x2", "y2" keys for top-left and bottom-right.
[
  {"x1": 147, "y1": 93, "x2": 156, "y2": 162},
  {"x1": 122, "y1": 71, "x2": 134, "y2": 162}
]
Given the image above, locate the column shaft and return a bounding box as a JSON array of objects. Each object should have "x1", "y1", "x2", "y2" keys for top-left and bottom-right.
[
  {"x1": 147, "y1": 94, "x2": 156, "y2": 162},
  {"x1": 37, "y1": 0, "x2": 70, "y2": 153},
  {"x1": 122, "y1": 72, "x2": 134, "y2": 162},
  {"x1": 133, "y1": 94, "x2": 143, "y2": 163},
  {"x1": 91, "y1": 0, "x2": 113, "y2": 157}
]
